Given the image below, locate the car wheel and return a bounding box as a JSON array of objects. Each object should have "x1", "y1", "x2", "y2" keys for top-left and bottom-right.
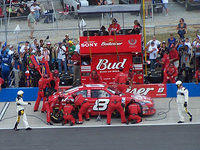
[
  {"x1": 185, "y1": 0, "x2": 192, "y2": 11},
  {"x1": 51, "y1": 108, "x2": 63, "y2": 123}
]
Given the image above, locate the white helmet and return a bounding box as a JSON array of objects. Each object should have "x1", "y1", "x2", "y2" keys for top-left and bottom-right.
[
  {"x1": 17, "y1": 90, "x2": 24, "y2": 95},
  {"x1": 176, "y1": 80, "x2": 182, "y2": 85}
]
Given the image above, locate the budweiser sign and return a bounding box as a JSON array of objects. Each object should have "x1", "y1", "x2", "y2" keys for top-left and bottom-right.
[
  {"x1": 126, "y1": 84, "x2": 167, "y2": 98},
  {"x1": 96, "y1": 59, "x2": 127, "y2": 71}
]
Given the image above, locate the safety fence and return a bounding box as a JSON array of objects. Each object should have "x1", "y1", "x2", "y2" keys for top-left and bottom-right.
[{"x1": 0, "y1": 83, "x2": 199, "y2": 102}]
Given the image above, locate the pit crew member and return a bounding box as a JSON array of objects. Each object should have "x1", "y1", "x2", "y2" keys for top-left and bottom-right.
[
  {"x1": 127, "y1": 99, "x2": 142, "y2": 124},
  {"x1": 108, "y1": 18, "x2": 121, "y2": 35},
  {"x1": 89, "y1": 70, "x2": 102, "y2": 84},
  {"x1": 163, "y1": 62, "x2": 178, "y2": 84},
  {"x1": 114, "y1": 67, "x2": 128, "y2": 93},
  {"x1": 107, "y1": 96, "x2": 127, "y2": 125}
]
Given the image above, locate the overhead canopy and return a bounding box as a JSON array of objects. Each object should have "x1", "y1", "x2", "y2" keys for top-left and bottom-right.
[{"x1": 77, "y1": 4, "x2": 141, "y2": 15}]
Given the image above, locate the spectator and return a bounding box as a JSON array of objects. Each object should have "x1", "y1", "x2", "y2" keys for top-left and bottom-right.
[
  {"x1": 145, "y1": 0, "x2": 152, "y2": 18},
  {"x1": 163, "y1": 62, "x2": 178, "y2": 84},
  {"x1": 67, "y1": 41, "x2": 76, "y2": 75},
  {"x1": 12, "y1": 51, "x2": 21, "y2": 87},
  {"x1": 147, "y1": 35, "x2": 161, "y2": 48},
  {"x1": 147, "y1": 41, "x2": 158, "y2": 71},
  {"x1": 46, "y1": 42, "x2": 54, "y2": 70},
  {"x1": 169, "y1": 45, "x2": 179, "y2": 68},
  {"x1": 108, "y1": 18, "x2": 121, "y2": 35},
  {"x1": 177, "y1": 18, "x2": 187, "y2": 39},
  {"x1": 57, "y1": 42, "x2": 67, "y2": 75},
  {"x1": 20, "y1": 41, "x2": 30, "y2": 54},
  {"x1": 17, "y1": 5, "x2": 25, "y2": 17},
  {"x1": 8, "y1": 45, "x2": 14, "y2": 56},
  {"x1": 99, "y1": 26, "x2": 109, "y2": 36},
  {"x1": 30, "y1": 2, "x2": 41, "y2": 21},
  {"x1": 168, "y1": 33, "x2": 176, "y2": 48},
  {"x1": 159, "y1": 41, "x2": 169, "y2": 58},
  {"x1": 98, "y1": 0, "x2": 107, "y2": 5},
  {"x1": 31, "y1": 39, "x2": 39, "y2": 53},
  {"x1": 184, "y1": 38, "x2": 192, "y2": 54},
  {"x1": 22, "y1": 3, "x2": 30, "y2": 16},
  {"x1": 162, "y1": 0, "x2": 168, "y2": 16},
  {"x1": 41, "y1": 47, "x2": 50, "y2": 62},
  {"x1": 27, "y1": 10, "x2": 36, "y2": 39},
  {"x1": 128, "y1": 20, "x2": 142, "y2": 34},
  {"x1": 63, "y1": 34, "x2": 69, "y2": 46},
  {"x1": 107, "y1": 0, "x2": 114, "y2": 5}
]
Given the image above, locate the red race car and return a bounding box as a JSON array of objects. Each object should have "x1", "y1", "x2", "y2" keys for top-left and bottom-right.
[{"x1": 62, "y1": 84, "x2": 156, "y2": 116}]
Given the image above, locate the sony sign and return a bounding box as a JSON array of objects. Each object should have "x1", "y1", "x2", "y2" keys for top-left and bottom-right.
[{"x1": 96, "y1": 59, "x2": 127, "y2": 71}]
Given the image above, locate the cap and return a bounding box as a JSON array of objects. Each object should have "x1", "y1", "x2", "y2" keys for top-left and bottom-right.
[
  {"x1": 47, "y1": 42, "x2": 51, "y2": 45},
  {"x1": 112, "y1": 18, "x2": 117, "y2": 23},
  {"x1": 162, "y1": 41, "x2": 166, "y2": 44},
  {"x1": 176, "y1": 80, "x2": 182, "y2": 85}
]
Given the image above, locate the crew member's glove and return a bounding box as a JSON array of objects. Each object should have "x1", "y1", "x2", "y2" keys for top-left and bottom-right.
[
  {"x1": 28, "y1": 102, "x2": 31, "y2": 105},
  {"x1": 184, "y1": 102, "x2": 187, "y2": 107}
]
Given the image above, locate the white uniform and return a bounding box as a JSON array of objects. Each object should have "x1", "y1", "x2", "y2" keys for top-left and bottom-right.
[
  {"x1": 176, "y1": 87, "x2": 188, "y2": 122},
  {"x1": 16, "y1": 97, "x2": 30, "y2": 128}
]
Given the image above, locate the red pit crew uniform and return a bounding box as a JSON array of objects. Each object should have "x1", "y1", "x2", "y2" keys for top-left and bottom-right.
[
  {"x1": 44, "y1": 93, "x2": 62, "y2": 123},
  {"x1": 195, "y1": 70, "x2": 200, "y2": 83},
  {"x1": 90, "y1": 73, "x2": 102, "y2": 84},
  {"x1": 161, "y1": 53, "x2": 170, "y2": 69},
  {"x1": 54, "y1": 76, "x2": 60, "y2": 91},
  {"x1": 63, "y1": 103, "x2": 75, "y2": 125},
  {"x1": 107, "y1": 97, "x2": 127, "y2": 125},
  {"x1": 34, "y1": 77, "x2": 47, "y2": 111},
  {"x1": 128, "y1": 102, "x2": 142, "y2": 124},
  {"x1": 115, "y1": 72, "x2": 128, "y2": 93},
  {"x1": 75, "y1": 95, "x2": 90, "y2": 123},
  {"x1": 163, "y1": 64, "x2": 178, "y2": 84}
]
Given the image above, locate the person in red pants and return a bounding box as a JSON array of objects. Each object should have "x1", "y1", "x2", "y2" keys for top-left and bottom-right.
[
  {"x1": 107, "y1": 96, "x2": 127, "y2": 125},
  {"x1": 74, "y1": 94, "x2": 90, "y2": 124},
  {"x1": 127, "y1": 99, "x2": 142, "y2": 124},
  {"x1": 195, "y1": 68, "x2": 200, "y2": 84},
  {"x1": 62, "y1": 100, "x2": 75, "y2": 126},
  {"x1": 114, "y1": 67, "x2": 128, "y2": 94},
  {"x1": 163, "y1": 62, "x2": 178, "y2": 84},
  {"x1": 89, "y1": 70, "x2": 102, "y2": 84},
  {"x1": 34, "y1": 74, "x2": 48, "y2": 112}
]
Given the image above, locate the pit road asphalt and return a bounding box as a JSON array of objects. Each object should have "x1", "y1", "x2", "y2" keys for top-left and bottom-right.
[{"x1": 0, "y1": 124, "x2": 199, "y2": 150}]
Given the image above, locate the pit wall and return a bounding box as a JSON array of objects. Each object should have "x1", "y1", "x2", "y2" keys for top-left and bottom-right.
[{"x1": 0, "y1": 83, "x2": 199, "y2": 102}]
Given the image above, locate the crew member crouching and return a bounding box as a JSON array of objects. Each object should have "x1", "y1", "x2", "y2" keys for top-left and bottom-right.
[
  {"x1": 73, "y1": 94, "x2": 90, "y2": 124},
  {"x1": 14, "y1": 90, "x2": 32, "y2": 131},
  {"x1": 127, "y1": 99, "x2": 142, "y2": 124},
  {"x1": 62, "y1": 99, "x2": 75, "y2": 126}
]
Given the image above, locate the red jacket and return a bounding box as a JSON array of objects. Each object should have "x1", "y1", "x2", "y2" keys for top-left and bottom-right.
[
  {"x1": 161, "y1": 53, "x2": 170, "y2": 69},
  {"x1": 115, "y1": 72, "x2": 128, "y2": 84},
  {"x1": 169, "y1": 48, "x2": 179, "y2": 62},
  {"x1": 164, "y1": 65, "x2": 178, "y2": 77},
  {"x1": 128, "y1": 103, "x2": 141, "y2": 115},
  {"x1": 71, "y1": 52, "x2": 81, "y2": 65},
  {"x1": 54, "y1": 77, "x2": 60, "y2": 91},
  {"x1": 0, "y1": 77, "x2": 4, "y2": 85},
  {"x1": 108, "y1": 23, "x2": 121, "y2": 33},
  {"x1": 38, "y1": 77, "x2": 48, "y2": 91},
  {"x1": 195, "y1": 70, "x2": 200, "y2": 81}
]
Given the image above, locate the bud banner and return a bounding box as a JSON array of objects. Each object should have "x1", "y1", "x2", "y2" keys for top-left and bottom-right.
[
  {"x1": 80, "y1": 34, "x2": 142, "y2": 54},
  {"x1": 92, "y1": 54, "x2": 132, "y2": 84}
]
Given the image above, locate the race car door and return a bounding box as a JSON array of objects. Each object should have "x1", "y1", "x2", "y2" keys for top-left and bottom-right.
[{"x1": 90, "y1": 89, "x2": 111, "y2": 115}]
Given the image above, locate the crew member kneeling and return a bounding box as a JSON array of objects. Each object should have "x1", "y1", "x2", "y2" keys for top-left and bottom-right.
[
  {"x1": 14, "y1": 90, "x2": 32, "y2": 131},
  {"x1": 127, "y1": 99, "x2": 142, "y2": 124},
  {"x1": 62, "y1": 100, "x2": 75, "y2": 126}
]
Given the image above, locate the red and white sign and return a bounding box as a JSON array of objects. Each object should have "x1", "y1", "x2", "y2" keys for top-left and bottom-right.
[
  {"x1": 126, "y1": 84, "x2": 167, "y2": 98},
  {"x1": 80, "y1": 34, "x2": 142, "y2": 54},
  {"x1": 91, "y1": 54, "x2": 133, "y2": 84}
]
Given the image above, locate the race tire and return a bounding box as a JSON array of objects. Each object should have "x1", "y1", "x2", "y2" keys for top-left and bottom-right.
[{"x1": 50, "y1": 108, "x2": 63, "y2": 123}]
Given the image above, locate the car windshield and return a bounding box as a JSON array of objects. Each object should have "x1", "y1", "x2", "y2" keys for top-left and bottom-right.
[{"x1": 107, "y1": 88, "x2": 116, "y2": 95}]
